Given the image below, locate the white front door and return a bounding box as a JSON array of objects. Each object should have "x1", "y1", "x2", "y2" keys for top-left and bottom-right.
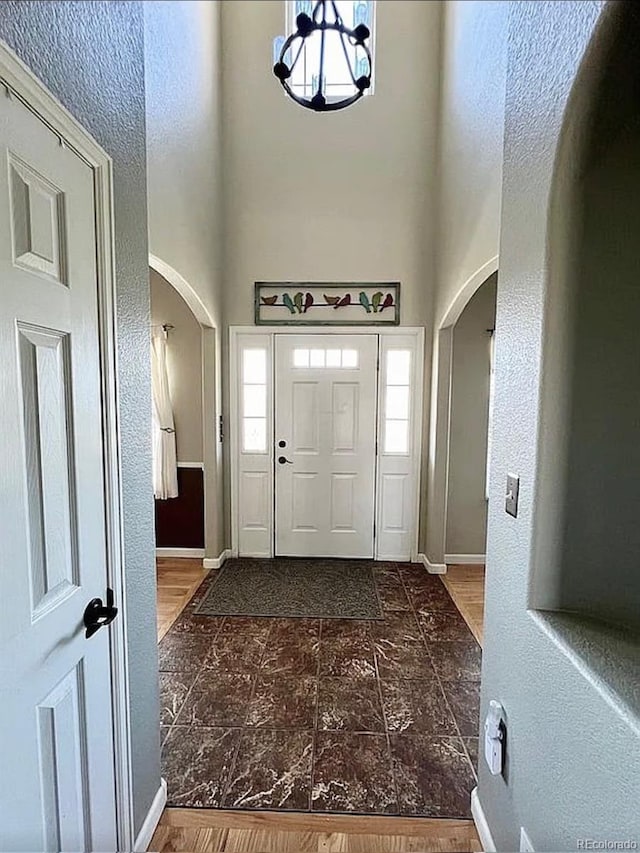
[
  {"x1": 0, "y1": 86, "x2": 118, "y2": 849},
  {"x1": 275, "y1": 334, "x2": 378, "y2": 558}
]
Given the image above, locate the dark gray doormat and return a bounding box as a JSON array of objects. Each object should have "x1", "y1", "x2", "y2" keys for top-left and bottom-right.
[{"x1": 194, "y1": 558, "x2": 383, "y2": 619}]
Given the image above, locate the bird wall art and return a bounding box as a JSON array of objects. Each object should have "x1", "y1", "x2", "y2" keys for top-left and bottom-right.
[{"x1": 255, "y1": 283, "x2": 400, "y2": 326}]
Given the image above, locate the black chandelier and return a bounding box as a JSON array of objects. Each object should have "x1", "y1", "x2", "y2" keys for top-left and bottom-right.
[{"x1": 273, "y1": 0, "x2": 372, "y2": 113}]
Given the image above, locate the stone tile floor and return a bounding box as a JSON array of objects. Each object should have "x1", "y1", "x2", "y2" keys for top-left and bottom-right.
[{"x1": 159, "y1": 561, "x2": 481, "y2": 818}]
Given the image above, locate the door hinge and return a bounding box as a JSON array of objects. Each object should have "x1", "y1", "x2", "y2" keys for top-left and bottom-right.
[
  {"x1": 373, "y1": 521, "x2": 377, "y2": 539},
  {"x1": 219, "y1": 414, "x2": 224, "y2": 443}
]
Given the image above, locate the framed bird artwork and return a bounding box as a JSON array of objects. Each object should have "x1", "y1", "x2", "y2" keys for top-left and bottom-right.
[{"x1": 254, "y1": 282, "x2": 400, "y2": 326}]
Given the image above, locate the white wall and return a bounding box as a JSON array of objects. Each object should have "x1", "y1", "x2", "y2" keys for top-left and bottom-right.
[
  {"x1": 221, "y1": 0, "x2": 442, "y2": 545},
  {"x1": 150, "y1": 270, "x2": 203, "y2": 464},
  {"x1": 145, "y1": 0, "x2": 223, "y2": 327},
  {"x1": 446, "y1": 273, "x2": 496, "y2": 557},
  {"x1": 221, "y1": 0, "x2": 441, "y2": 328},
  {"x1": 435, "y1": 0, "x2": 507, "y2": 325},
  {"x1": 425, "y1": 0, "x2": 507, "y2": 569},
  {"x1": 144, "y1": 0, "x2": 225, "y2": 555}
]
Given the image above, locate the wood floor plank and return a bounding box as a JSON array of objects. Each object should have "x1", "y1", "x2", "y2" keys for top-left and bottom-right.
[
  {"x1": 150, "y1": 809, "x2": 481, "y2": 853},
  {"x1": 440, "y1": 565, "x2": 485, "y2": 646},
  {"x1": 157, "y1": 808, "x2": 477, "y2": 837},
  {"x1": 150, "y1": 820, "x2": 481, "y2": 853},
  {"x1": 156, "y1": 557, "x2": 209, "y2": 640}
]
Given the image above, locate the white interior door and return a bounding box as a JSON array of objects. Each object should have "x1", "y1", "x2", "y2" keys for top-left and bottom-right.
[
  {"x1": 275, "y1": 334, "x2": 378, "y2": 558},
  {"x1": 0, "y1": 88, "x2": 118, "y2": 849}
]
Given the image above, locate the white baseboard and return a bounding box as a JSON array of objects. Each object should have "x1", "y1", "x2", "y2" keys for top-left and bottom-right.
[
  {"x1": 471, "y1": 787, "x2": 496, "y2": 852},
  {"x1": 445, "y1": 553, "x2": 486, "y2": 566},
  {"x1": 203, "y1": 548, "x2": 235, "y2": 570},
  {"x1": 156, "y1": 547, "x2": 205, "y2": 559},
  {"x1": 134, "y1": 777, "x2": 166, "y2": 852},
  {"x1": 417, "y1": 552, "x2": 447, "y2": 574}
]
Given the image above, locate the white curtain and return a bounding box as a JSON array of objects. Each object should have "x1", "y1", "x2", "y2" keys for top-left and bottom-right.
[{"x1": 151, "y1": 327, "x2": 178, "y2": 499}]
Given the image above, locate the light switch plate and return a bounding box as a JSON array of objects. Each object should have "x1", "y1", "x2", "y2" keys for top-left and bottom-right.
[{"x1": 506, "y1": 473, "x2": 519, "y2": 517}]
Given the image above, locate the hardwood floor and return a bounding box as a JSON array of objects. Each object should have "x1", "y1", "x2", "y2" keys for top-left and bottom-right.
[
  {"x1": 150, "y1": 807, "x2": 481, "y2": 852},
  {"x1": 440, "y1": 566, "x2": 485, "y2": 646},
  {"x1": 157, "y1": 557, "x2": 209, "y2": 641}
]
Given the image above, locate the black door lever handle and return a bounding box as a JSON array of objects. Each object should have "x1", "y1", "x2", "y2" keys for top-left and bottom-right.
[
  {"x1": 278, "y1": 456, "x2": 293, "y2": 465},
  {"x1": 84, "y1": 587, "x2": 118, "y2": 639}
]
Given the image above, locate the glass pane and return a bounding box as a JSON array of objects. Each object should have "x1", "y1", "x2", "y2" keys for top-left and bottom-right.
[
  {"x1": 293, "y1": 348, "x2": 309, "y2": 368},
  {"x1": 296, "y1": 0, "x2": 313, "y2": 17},
  {"x1": 273, "y1": 35, "x2": 286, "y2": 66},
  {"x1": 288, "y1": 1, "x2": 374, "y2": 100},
  {"x1": 243, "y1": 384, "x2": 266, "y2": 418},
  {"x1": 386, "y1": 385, "x2": 410, "y2": 420},
  {"x1": 243, "y1": 418, "x2": 266, "y2": 453},
  {"x1": 385, "y1": 419, "x2": 409, "y2": 454},
  {"x1": 341, "y1": 349, "x2": 358, "y2": 368},
  {"x1": 326, "y1": 348, "x2": 341, "y2": 368},
  {"x1": 243, "y1": 349, "x2": 266, "y2": 384},
  {"x1": 310, "y1": 348, "x2": 325, "y2": 368},
  {"x1": 386, "y1": 350, "x2": 411, "y2": 385}
]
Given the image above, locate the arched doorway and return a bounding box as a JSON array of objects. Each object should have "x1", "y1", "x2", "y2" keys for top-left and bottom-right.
[
  {"x1": 148, "y1": 256, "x2": 223, "y2": 564},
  {"x1": 425, "y1": 257, "x2": 499, "y2": 575},
  {"x1": 425, "y1": 266, "x2": 497, "y2": 645}
]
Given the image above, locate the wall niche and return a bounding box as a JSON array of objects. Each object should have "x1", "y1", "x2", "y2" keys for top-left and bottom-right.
[{"x1": 531, "y1": 2, "x2": 640, "y2": 635}]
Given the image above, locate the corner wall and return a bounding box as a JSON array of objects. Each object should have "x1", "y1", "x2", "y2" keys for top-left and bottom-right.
[
  {"x1": 434, "y1": 0, "x2": 507, "y2": 327},
  {"x1": 144, "y1": 0, "x2": 225, "y2": 557},
  {"x1": 0, "y1": 0, "x2": 160, "y2": 836},
  {"x1": 426, "y1": 0, "x2": 507, "y2": 569}
]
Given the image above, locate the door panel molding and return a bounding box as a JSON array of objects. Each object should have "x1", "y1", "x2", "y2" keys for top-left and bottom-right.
[
  {"x1": 37, "y1": 663, "x2": 90, "y2": 852},
  {"x1": 230, "y1": 326, "x2": 425, "y2": 561},
  {"x1": 0, "y1": 40, "x2": 132, "y2": 850}
]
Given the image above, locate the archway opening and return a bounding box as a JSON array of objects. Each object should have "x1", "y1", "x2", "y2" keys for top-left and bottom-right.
[
  {"x1": 532, "y1": 3, "x2": 640, "y2": 635},
  {"x1": 147, "y1": 256, "x2": 223, "y2": 574},
  {"x1": 150, "y1": 267, "x2": 206, "y2": 557},
  {"x1": 425, "y1": 261, "x2": 498, "y2": 580},
  {"x1": 445, "y1": 273, "x2": 497, "y2": 566}
]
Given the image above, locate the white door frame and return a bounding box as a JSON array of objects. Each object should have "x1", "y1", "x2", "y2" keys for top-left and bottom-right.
[
  {"x1": 0, "y1": 42, "x2": 134, "y2": 850},
  {"x1": 230, "y1": 325, "x2": 425, "y2": 562}
]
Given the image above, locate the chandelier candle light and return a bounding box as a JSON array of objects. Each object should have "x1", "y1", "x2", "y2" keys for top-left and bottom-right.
[{"x1": 273, "y1": 0, "x2": 373, "y2": 112}]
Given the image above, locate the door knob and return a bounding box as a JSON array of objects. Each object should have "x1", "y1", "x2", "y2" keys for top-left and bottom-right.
[
  {"x1": 83, "y1": 587, "x2": 118, "y2": 639},
  {"x1": 278, "y1": 456, "x2": 293, "y2": 465}
]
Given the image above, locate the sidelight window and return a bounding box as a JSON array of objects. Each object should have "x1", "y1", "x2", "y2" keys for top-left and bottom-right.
[
  {"x1": 242, "y1": 349, "x2": 268, "y2": 452},
  {"x1": 383, "y1": 349, "x2": 411, "y2": 454}
]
